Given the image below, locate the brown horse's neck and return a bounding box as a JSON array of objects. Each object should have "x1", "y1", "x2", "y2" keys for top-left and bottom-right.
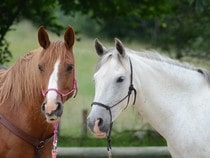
[
  {"x1": 0, "y1": 91, "x2": 53, "y2": 139},
  {"x1": 0, "y1": 51, "x2": 54, "y2": 139},
  {"x1": 0, "y1": 97, "x2": 54, "y2": 157}
]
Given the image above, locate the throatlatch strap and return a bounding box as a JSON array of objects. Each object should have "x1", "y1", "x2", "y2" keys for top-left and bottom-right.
[{"x1": 0, "y1": 114, "x2": 54, "y2": 158}]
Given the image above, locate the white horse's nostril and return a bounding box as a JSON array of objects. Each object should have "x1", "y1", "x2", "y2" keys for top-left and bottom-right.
[
  {"x1": 97, "y1": 118, "x2": 103, "y2": 126},
  {"x1": 93, "y1": 119, "x2": 106, "y2": 138}
]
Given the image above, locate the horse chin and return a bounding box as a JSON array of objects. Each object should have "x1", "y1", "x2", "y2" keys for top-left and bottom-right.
[
  {"x1": 94, "y1": 132, "x2": 107, "y2": 138},
  {"x1": 46, "y1": 116, "x2": 60, "y2": 124}
]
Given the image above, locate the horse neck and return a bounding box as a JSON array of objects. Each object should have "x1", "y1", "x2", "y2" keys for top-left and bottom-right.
[
  {"x1": 0, "y1": 50, "x2": 53, "y2": 138},
  {"x1": 129, "y1": 52, "x2": 206, "y2": 136}
]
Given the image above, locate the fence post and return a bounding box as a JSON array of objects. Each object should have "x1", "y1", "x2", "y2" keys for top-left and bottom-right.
[{"x1": 82, "y1": 109, "x2": 88, "y2": 137}]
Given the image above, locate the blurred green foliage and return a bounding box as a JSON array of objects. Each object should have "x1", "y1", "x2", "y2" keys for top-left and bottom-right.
[
  {"x1": 0, "y1": 0, "x2": 210, "y2": 64},
  {"x1": 0, "y1": 0, "x2": 62, "y2": 64}
]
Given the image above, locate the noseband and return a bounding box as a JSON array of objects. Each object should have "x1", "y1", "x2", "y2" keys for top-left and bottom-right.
[
  {"x1": 91, "y1": 57, "x2": 137, "y2": 157},
  {"x1": 41, "y1": 72, "x2": 78, "y2": 102}
]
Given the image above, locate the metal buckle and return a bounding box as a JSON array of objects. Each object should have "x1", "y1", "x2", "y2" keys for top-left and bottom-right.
[{"x1": 36, "y1": 140, "x2": 45, "y2": 150}]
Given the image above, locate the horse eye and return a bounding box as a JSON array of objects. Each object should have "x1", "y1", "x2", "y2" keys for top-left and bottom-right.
[
  {"x1": 66, "y1": 64, "x2": 73, "y2": 72},
  {"x1": 38, "y1": 64, "x2": 44, "y2": 72},
  {"x1": 116, "y1": 76, "x2": 124, "y2": 83}
]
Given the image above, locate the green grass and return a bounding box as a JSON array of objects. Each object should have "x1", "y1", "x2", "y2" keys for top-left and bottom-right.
[
  {"x1": 7, "y1": 20, "x2": 209, "y2": 148},
  {"x1": 5, "y1": 21, "x2": 154, "y2": 147},
  {"x1": 6, "y1": 21, "x2": 146, "y2": 138},
  {"x1": 58, "y1": 130, "x2": 166, "y2": 147}
]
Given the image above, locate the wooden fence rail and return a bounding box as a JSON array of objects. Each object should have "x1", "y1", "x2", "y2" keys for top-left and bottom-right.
[{"x1": 57, "y1": 146, "x2": 171, "y2": 158}]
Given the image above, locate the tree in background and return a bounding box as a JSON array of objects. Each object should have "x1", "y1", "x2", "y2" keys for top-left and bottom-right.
[
  {"x1": 0, "y1": 0, "x2": 63, "y2": 64},
  {"x1": 158, "y1": 0, "x2": 210, "y2": 58},
  {"x1": 59, "y1": 0, "x2": 210, "y2": 59},
  {"x1": 0, "y1": 0, "x2": 209, "y2": 64}
]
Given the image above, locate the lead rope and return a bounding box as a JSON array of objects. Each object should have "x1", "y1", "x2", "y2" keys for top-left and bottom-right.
[
  {"x1": 107, "y1": 122, "x2": 113, "y2": 158},
  {"x1": 52, "y1": 123, "x2": 58, "y2": 158},
  {"x1": 106, "y1": 106, "x2": 113, "y2": 158}
]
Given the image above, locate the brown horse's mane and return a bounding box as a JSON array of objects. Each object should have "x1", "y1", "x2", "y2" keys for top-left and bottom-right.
[
  {"x1": 0, "y1": 41, "x2": 70, "y2": 109},
  {"x1": 0, "y1": 48, "x2": 42, "y2": 109}
]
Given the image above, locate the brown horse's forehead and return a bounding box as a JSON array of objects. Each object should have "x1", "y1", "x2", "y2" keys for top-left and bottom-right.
[
  {"x1": 62, "y1": 51, "x2": 74, "y2": 63},
  {"x1": 40, "y1": 42, "x2": 74, "y2": 63}
]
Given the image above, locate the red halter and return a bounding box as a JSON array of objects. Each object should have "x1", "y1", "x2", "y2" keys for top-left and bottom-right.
[
  {"x1": 41, "y1": 74, "x2": 78, "y2": 102},
  {"x1": 41, "y1": 71, "x2": 78, "y2": 158}
]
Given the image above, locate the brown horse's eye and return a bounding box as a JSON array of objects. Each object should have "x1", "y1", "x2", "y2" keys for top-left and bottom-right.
[
  {"x1": 66, "y1": 64, "x2": 73, "y2": 72},
  {"x1": 38, "y1": 64, "x2": 44, "y2": 72}
]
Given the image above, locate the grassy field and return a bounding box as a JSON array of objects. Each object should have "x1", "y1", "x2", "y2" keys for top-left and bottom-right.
[
  {"x1": 6, "y1": 21, "x2": 146, "y2": 139},
  {"x1": 6, "y1": 21, "x2": 210, "y2": 148}
]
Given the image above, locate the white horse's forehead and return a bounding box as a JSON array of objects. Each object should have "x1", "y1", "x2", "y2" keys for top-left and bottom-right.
[
  {"x1": 93, "y1": 57, "x2": 128, "y2": 102},
  {"x1": 94, "y1": 57, "x2": 123, "y2": 79},
  {"x1": 47, "y1": 59, "x2": 60, "y2": 100}
]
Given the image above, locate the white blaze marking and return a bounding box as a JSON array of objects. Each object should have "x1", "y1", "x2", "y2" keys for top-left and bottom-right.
[{"x1": 47, "y1": 59, "x2": 60, "y2": 100}]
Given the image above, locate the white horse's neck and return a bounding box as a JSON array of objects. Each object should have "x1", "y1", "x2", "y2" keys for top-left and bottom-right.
[{"x1": 128, "y1": 51, "x2": 209, "y2": 139}]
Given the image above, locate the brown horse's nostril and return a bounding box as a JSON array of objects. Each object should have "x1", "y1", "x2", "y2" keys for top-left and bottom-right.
[
  {"x1": 41, "y1": 102, "x2": 46, "y2": 112},
  {"x1": 56, "y1": 101, "x2": 62, "y2": 111},
  {"x1": 55, "y1": 101, "x2": 63, "y2": 116}
]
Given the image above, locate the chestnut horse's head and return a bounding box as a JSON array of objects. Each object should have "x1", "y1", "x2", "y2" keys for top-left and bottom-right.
[{"x1": 38, "y1": 26, "x2": 77, "y2": 123}]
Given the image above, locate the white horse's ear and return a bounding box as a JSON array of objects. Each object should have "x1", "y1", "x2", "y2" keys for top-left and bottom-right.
[
  {"x1": 115, "y1": 38, "x2": 125, "y2": 57},
  {"x1": 95, "y1": 38, "x2": 106, "y2": 56},
  {"x1": 38, "y1": 26, "x2": 50, "y2": 49}
]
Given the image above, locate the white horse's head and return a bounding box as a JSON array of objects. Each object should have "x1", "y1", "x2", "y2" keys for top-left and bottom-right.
[{"x1": 87, "y1": 38, "x2": 136, "y2": 138}]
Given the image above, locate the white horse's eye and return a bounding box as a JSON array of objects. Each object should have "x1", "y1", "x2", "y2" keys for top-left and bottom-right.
[{"x1": 116, "y1": 76, "x2": 124, "y2": 83}]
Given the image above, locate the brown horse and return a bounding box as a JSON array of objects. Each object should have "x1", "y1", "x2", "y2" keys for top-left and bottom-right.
[{"x1": 0, "y1": 26, "x2": 77, "y2": 158}]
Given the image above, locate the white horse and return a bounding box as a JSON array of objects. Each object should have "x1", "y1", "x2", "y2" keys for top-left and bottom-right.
[{"x1": 87, "y1": 38, "x2": 210, "y2": 158}]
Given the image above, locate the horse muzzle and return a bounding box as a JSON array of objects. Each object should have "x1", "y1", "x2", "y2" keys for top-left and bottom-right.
[
  {"x1": 41, "y1": 100, "x2": 63, "y2": 123},
  {"x1": 93, "y1": 119, "x2": 107, "y2": 138},
  {"x1": 87, "y1": 115, "x2": 110, "y2": 138}
]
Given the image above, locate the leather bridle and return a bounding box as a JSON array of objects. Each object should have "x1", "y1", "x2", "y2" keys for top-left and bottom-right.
[
  {"x1": 91, "y1": 57, "x2": 137, "y2": 157},
  {"x1": 0, "y1": 114, "x2": 53, "y2": 158},
  {"x1": 0, "y1": 70, "x2": 78, "y2": 158}
]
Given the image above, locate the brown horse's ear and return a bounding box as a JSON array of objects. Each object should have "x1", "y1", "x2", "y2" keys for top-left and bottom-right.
[
  {"x1": 115, "y1": 38, "x2": 125, "y2": 57},
  {"x1": 38, "y1": 26, "x2": 50, "y2": 49},
  {"x1": 64, "y1": 25, "x2": 75, "y2": 49},
  {"x1": 95, "y1": 38, "x2": 106, "y2": 56}
]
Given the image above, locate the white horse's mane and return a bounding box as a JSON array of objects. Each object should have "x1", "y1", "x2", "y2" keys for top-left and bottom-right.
[
  {"x1": 132, "y1": 49, "x2": 210, "y2": 83},
  {"x1": 97, "y1": 47, "x2": 210, "y2": 83},
  {"x1": 91, "y1": 43, "x2": 210, "y2": 158}
]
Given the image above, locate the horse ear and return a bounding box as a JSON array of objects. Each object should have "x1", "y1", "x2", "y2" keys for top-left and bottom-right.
[
  {"x1": 95, "y1": 38, "x2": 106, "y2": 56},
  {"x1": 115, "y1": 38, "x2": 125, "y2": 57},
  {"x1": 64, "y1": 25, "x2": 75, "y2": 49},
  {"x1": 38, "y1": 26, "x2": 50, "y2": 49}
]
